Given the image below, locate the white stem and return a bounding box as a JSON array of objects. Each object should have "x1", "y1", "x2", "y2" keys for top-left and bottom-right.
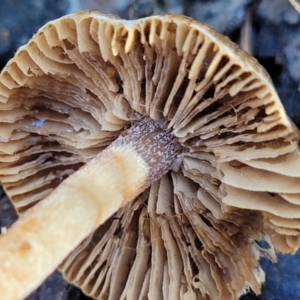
[{"x1": 0, "y1": 119, "x2": 178, "y2": 300}]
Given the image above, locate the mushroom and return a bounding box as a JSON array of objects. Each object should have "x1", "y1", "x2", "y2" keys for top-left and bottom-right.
[{"x1": 0, "y1": 10, "x2": 300, "y2": 300}]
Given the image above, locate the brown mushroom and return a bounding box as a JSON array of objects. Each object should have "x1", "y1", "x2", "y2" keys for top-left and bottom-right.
[{"x1": 0, "y1": 10, "x2": 300, "y2": 300}]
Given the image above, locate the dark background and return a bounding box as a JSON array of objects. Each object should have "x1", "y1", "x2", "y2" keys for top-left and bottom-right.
[{"x1": 0, "y1": 1, "x2": 300, "y2": 299}]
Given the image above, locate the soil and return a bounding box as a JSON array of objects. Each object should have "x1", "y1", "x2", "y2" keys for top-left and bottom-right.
[{"x1": 0, "y1": 1, "x2": 300, "y2": 299}]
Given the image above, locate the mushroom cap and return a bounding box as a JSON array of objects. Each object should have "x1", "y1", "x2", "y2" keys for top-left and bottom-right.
[{"x1": 0, "y1": 10, "x2": 300, "y2": 300}]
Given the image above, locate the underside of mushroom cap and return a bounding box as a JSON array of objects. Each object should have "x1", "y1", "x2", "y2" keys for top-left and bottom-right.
[{"x1": 0, "y1": 10, "x2": 300, "y2": 300}]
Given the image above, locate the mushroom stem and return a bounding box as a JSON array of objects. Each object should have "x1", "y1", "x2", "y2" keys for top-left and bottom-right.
[{"x1": 0, "y1": 118, "x2": 179, "y2": 300}]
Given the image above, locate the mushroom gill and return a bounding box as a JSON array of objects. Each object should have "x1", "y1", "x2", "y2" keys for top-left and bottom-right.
[{"x1": 0, "y1": 11, "x2": 299, "y2": 300}]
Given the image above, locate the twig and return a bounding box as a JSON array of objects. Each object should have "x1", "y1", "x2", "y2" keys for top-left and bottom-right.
[
  {"x1": 240, "y1": 5, "x2": 253, "y2": 55},
  {"x1": 289, "y1": 0, "x2": 300, "y2": 13}
]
